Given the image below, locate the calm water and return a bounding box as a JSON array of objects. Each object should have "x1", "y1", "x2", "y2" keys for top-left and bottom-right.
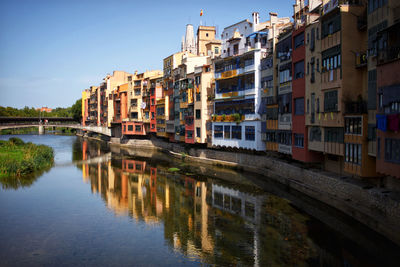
[{"x1": 0, "y1": 135, "x2": 399, "y2": 267}]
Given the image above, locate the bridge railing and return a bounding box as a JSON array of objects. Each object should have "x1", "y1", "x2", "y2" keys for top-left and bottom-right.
[{"x1": 0, "y1": 121, "x2": 81, "y2": 126}]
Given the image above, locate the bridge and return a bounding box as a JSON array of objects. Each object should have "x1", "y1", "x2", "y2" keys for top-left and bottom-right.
[{"x1": 0, "y1": 117, "x2": 111, "y2": 136}]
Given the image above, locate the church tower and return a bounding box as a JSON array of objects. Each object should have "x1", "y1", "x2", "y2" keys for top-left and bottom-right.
[{"x1": 181, "y1": 24, "x2": 197, "y2": 55}]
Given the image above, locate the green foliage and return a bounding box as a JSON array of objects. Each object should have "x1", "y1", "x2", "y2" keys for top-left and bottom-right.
[
  {"x1": 168, "y1": 167, "x2": 180, "y2": 172},
  {"x1": 232, "y1": 113, "x2": 241, "y2": 122},
  {"x1": 9, "y1": 137, "x2": 25, "y2": 146},
  {"x1": 0, "y1": 98, "x2": 81, "y2": 120},
  {"x1": 0, "y1": 138, "x2": 54, "y2": 179},
  {"x1": 71, "y1": 98, "x2": 82, "y2": 121}
]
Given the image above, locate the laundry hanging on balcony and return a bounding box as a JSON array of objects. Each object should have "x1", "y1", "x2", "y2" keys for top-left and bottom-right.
[
  {"x1": 387, "y1": 114, "x2": 399, "y2": 132},
  {"x1": 376, "y1": 114, "x2": 387, "y2": 132}
]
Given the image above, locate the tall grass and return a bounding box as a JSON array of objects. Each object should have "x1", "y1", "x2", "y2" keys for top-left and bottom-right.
[{"x1": 0, "y1": 137, "x2": 54, "y2": 178}]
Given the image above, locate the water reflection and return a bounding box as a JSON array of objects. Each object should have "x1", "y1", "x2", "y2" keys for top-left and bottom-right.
[{"x1": 77, "y1": 138, "x2": 373, "y2": 266}]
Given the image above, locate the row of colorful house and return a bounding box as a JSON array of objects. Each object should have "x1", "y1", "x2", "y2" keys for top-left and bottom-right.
[{"x1": 82, "y1": 0, "x2": 400, "y2": 179}]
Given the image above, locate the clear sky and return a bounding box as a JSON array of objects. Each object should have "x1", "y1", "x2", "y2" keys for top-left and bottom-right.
[{"x1": 0, "y1": 0, "x2": 293, "y2": 108}]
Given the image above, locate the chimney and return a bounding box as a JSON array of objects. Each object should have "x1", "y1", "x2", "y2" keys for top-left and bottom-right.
[
  {"x1": 269, "y1": 12, "x2": 278, "y2": 26},
  {"x1": 252, "y1": 12, "x2": 259, "y2": 32}
]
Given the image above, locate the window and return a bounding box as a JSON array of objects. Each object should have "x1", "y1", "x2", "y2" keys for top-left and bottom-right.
[
  {"x1": 187, "y1": 130, "x2": 193, "y2": 138},
  {"x1": 123, "y1": 125, "x2": 126, "y2": 132},
  {"x1": 310, "y1": 28, "x2": 315, "y2": 51},
  {"x1": 279, "y1": 69, "x2": 292, "y2": 84},
  {"x1": 385, "y1": 138, "x2": 400, "y2": 163},
  {"x1": 214, "y1": 125, "x2": 223, "y2": 138},
  {"x1": 128, "y1": 125, "x2": 133, "y2": 131},
  {"x1": 328, "y1": 22, "x2": 333, "y2": 35},
  {"x1": 196, "y1": 127, "x2": 201, "y2": 138},
  {"x1": 261, "y1": 57, "x2": 273, "y2": 70},
  {"x1": 215, "y1": 47, "x2": 219, "y2": 54},
  {"x1": 324, "y1": 90, "x2": 338, "y2": 112},
  {"x1": 345, "y1": 117, "x2": 362, "y2": 135},
  {"x1": 131, "y1": 99, "x2": 138, "y2": 107},
  {"x1": 233, "y1": 44, "x2": 239, "y2": 55},
  {"x1": 294, "y1": 32, "x2": 304, "y2": 48},
  {"x1": 265, "y1": 131, "x2": 276, "y2": 142},
  {"x1": 322, "y1": 54, "x2": 341, "y2": 72},
  {"x1": 135, "y1": 125, "x2": 141, "y2": 132},
  {"x1": 135, "y1": 89, "x2": 141, "y2": 96},
  {"x1": 277, "y1": 131, "x2": 291, "y2": 145},
  {"x1": 131, "y1": 112, "x2": 138, "y2": 119},
  {"x1": 278, "y1": 93, "x2": 292, "y2": 114},
  {"x1": 245, "y1": 126, "x2": 255, "y2": 141},
  {"x1": 224, "y1": 125, "x2": 231, "y2": 139},
  {"x1": 368, "y1": 70, "x2": 377, "y2": 110},
  {"x1": 309, "y1": 127, "x2": 322, "y2": 141},
  {"x1": 196, "y1": 93, "x2": 201, "y2": 101},
  {"x1": 261, "y1": 76, "x2": 273, "y2": 89},
  {"x1": 294, "y1": 134, "x2": 304, "y2": 148},
  {"x1": 195, "y1": 109, "x2": 201, "y2": 119},
  {"x1": 294, "y1": 60, "x2": 304, "y2": 79},
  {"x1": 145, "y1": 112, "x2": 149, "y2": 119},
  {"x1": 157, "y1": 107, "x2": 165, "y2": 116},
  {"x1": 214, "y1": 98, "x2": 255, "y2": 115},
  {"x1": 324, "y1": 127, "x2": 344, "y2": 143},
  {"x1": 322, "y1": 14, "x2": 341, "y2": 38},
  {"x1": 206, "y1": 33, "x2": 209, "y2": 37},
  {"x1": 295, "y1": 98, "x2": 304, "y2": 115},
  {"x1": 151, "y1": 99, "x2": 155, "y2": 105},
  {"x1": 232, "y1": 126, "x2": 242, "y2": 140},
  {"x1": 151, "y1": 112, "x2": 155, "y2": 119},
  {"x1": 345, "y1": 143, "x2": 362, "y2": 165}
]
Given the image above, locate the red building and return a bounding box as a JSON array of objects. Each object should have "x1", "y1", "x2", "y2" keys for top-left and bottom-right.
[
  {"x1": 185, "y1": 115, "x2": 195, "y2": 144},
  {"x1": 150, "y1": 77, "x2": 163, "y2": 133},
  {"x1": 375, "y1": 22, "x2": 400, "y2": 179},
  {"x1": 291, "y1": 6, "x2": 321, "y2": 163}
]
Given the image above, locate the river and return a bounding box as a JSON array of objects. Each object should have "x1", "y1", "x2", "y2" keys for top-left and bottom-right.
[{"x1": 0, "y1": 135, "x2": 399, "y2": 266}]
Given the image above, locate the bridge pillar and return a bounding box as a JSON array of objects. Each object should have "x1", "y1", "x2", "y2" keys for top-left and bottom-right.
[{"x1": 38, "y1": 125, "x2": 44, "y2": 135}]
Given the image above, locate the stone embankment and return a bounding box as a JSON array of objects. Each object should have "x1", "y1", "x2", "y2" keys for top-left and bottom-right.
[{"x1": 109, "y1": 137, "x2": 400, "y2": 246}]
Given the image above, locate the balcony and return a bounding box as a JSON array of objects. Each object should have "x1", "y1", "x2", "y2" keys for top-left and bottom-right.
[
  {"x1": 166, "y1": 121, "x2": 175, "y2": 133},
  {"x1": 278, "y1": 114, "x2": 292, "y2": 130},
  {"x1": 278, "y1": 144, "x2": 292, "y2": 155},
  {"x1": 344, "y1": 100, "x2": 367, "y2": 115},
  {"x1": 266, "y1": 96, "x2": 277, "y2": 105},
  {"x1": 185, "y1": 116, "x2": 194, "y2": 126},
  {"x1": 378, "y1": 47, "x2": 400, "y2": 65},
  {"x1": 244, "y1": 63, "x2": 255, "y2": 73},
  {"x1": 324, "y1": 142, "x2": 344, "y2": 156},
  {"x1": 355, "y1": 51, "x2": 367, "y2": 68},
  {"x1": 278, "y1": 82, "x2": 292, "y2": 95}
]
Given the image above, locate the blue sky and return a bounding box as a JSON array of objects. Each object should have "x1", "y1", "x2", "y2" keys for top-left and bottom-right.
[{"x1": 0, "y1": 0, "x2": 293, "y2": 108}]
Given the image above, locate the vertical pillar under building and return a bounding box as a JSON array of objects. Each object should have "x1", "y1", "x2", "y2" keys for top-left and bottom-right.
[{"x1": 38, "y1": 125, "x2": 44, "y2": 135}]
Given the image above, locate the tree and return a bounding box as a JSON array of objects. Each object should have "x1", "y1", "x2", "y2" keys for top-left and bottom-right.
[{"x1": 71, "y1": 98, "x2": 82, "y2": 122}]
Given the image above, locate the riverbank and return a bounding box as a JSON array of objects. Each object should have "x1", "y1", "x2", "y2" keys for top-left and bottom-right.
[
  {"x1": 0, "y1": 137, "x2": 54, "y2": 178},
  {"x1": 98, "y1": 135, "x2": 400, "y2": 246}
]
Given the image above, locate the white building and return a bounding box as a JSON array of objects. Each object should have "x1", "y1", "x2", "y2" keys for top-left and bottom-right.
[{"x1": 211, "y1": 13, "x2": 269, "y2": 151}]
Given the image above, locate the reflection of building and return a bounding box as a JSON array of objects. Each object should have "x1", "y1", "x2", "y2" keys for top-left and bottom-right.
[
  {"x1": 212, "y1": 183, "x2": 263, "y2": 224},
  {"x1": 211, "y1": 183, "x2": 264, "y2": 266}
]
